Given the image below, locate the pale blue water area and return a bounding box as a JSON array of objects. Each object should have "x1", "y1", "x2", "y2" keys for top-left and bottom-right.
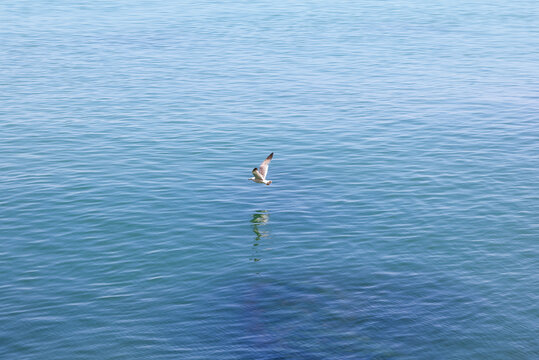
[{"x1": 1, "y1": 0, "x2": 538, "y2": 359}]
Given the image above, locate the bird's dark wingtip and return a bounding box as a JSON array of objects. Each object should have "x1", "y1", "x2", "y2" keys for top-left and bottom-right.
[
  {"x1": 253, "y1": 167, "x2": 258, "y2": 171},
  {"x1": 268, "y1": 152, "x2": 274, "y2": 158}
]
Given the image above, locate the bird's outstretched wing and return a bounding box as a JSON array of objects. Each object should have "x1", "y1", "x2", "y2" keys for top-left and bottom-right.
[
  {"x1": 258, "y1": 152, "x2": 273, "y2": 179},
  {"x1": 252, "y1": 168, "x2": 264, "y2": 181}
]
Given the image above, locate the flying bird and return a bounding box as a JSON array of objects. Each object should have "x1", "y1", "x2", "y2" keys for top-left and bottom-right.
[{"x1": 249, "y1": 153, "x2": 274, "y2": 185}]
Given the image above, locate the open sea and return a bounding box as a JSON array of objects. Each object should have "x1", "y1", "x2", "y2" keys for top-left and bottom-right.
[{"x1": 1, "y1": 1, "x2": 538, "y2": 359}]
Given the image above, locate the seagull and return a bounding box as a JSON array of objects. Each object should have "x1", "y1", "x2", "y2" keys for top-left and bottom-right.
[{"x1": 249, "y1": 153, "x2": 274, "y2": 185}]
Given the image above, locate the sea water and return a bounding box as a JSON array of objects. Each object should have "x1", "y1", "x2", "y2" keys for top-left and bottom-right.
[{"x1": 1, "y1": 1, "x2": 538, "y2": 359}]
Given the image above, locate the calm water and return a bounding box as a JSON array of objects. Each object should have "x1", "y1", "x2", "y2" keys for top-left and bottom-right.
[{"x1": 1, "y1": 1, "x2": 538, "y2": 359}]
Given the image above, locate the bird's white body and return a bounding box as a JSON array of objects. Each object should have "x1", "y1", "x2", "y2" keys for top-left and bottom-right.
[
  {"x1": 249, "y1": 153, "x2": 273, "y2": 185},
  {"x1": 249, "y1": 177, "x2": 272, "y2": 185}
]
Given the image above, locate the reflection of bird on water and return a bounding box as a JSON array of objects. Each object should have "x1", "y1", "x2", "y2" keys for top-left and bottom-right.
[
  {"x1": 251, "y1": 210, "x2": 269, "y2": 262},
  {"x1": 252, "y1": 210, "x2": 269, "y2": 227}
]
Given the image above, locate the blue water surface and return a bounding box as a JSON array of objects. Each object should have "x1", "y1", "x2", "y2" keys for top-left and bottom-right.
[{"x1": 1, "y1": 1, "x2": 538, "y2": 359}]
